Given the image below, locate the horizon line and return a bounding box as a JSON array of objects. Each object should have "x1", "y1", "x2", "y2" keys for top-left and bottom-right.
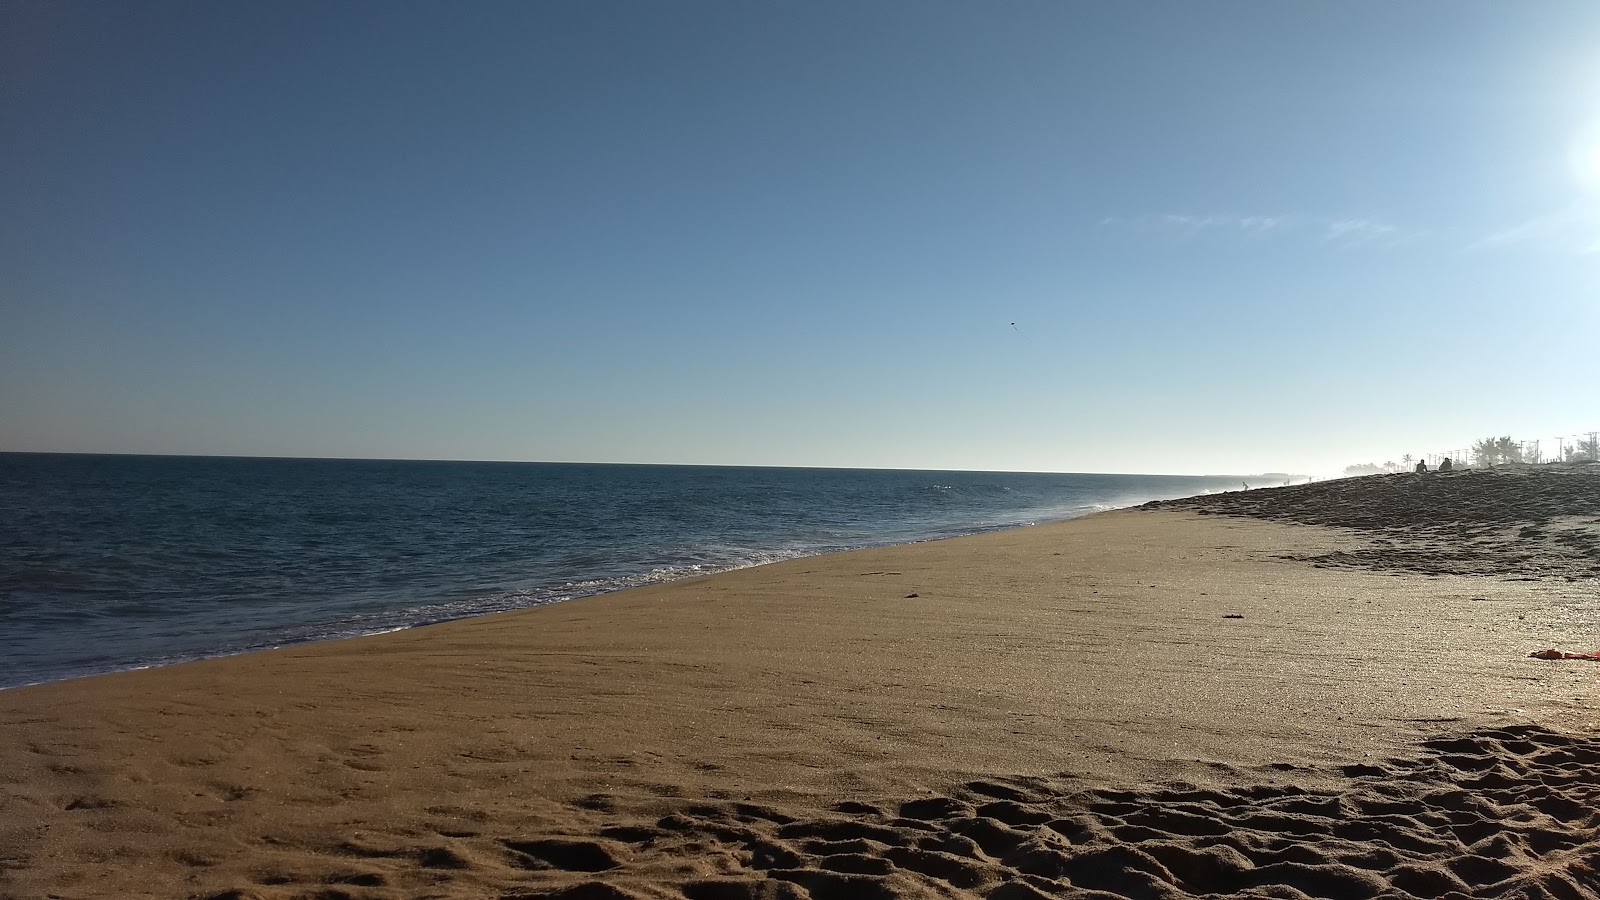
[{"x1": 0, "y1": 449, "x2": 1298, "y2": 480}]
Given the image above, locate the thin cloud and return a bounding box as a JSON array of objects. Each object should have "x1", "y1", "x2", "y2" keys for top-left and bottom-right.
[
  {"x1": 1321, "y1": 218, "x2": 1399, "y2": 247},
  {"x1": 1156, "y1": 214, "x2": 1287, "y2": 235},
  {"x1": 1465, "y1": 209, "x2": 1600, "y2": 255},
  {"x1": 1104, "y1": 213, "x2": 1418, "y2": 249}
]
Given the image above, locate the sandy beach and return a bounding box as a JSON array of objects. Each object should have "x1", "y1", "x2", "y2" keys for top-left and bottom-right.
[{"x1": 3, "y1": 467, "x2": 1597, "y2": 900}]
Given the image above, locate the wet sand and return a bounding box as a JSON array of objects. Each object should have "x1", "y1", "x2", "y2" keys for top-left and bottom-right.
[{"x1": 2, "y1": 467, "x2": 1597, "y2": 899}]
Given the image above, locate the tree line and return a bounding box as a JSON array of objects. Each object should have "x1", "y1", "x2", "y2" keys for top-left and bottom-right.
[{"x1": 1343, "y1": 433, "x2": 1599, "y2": 476}]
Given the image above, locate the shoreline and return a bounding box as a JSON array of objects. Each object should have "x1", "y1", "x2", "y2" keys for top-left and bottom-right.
[
  {"x1": 0, "y1": 495, "x2": 1154, "y2": 694},
  {"x1": 3, "y1": 472, "x2": 1596, "y2": 898}
]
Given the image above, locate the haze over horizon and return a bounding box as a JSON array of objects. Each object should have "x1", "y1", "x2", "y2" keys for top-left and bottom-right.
[{"x1": 4, "y1": 1, "x2": 1598, "y2": 477}]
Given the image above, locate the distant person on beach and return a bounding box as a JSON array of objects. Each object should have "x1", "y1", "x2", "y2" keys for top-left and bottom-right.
[
  {"x1": 1415, "y1": 460, "x2": 1428, "y2": 473},
  {"x1": 1439, "y1": 458, "x2": 1453, "y2": 472}
]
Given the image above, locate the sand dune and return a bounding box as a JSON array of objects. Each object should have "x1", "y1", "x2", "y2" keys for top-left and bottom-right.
[
  {"x1": 3, "y1": 470, "x2": 1597, "y2": 899},
  {"x1": 1157, "y1": 465, "x2": 1600, "y2": 580}
]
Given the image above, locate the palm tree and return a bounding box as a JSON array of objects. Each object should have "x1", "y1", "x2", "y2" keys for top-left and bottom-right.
[{"x1": 1472, "y1": 436, "x2": 1523, "y2": 466}]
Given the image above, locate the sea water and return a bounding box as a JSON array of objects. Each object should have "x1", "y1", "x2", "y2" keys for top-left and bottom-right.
[{"x1": 0, "y1": 454, "x2": 1245, "y2": 689}]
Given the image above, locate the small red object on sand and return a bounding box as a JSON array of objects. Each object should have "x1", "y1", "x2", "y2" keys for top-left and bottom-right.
[{"x1": 1529, "y1": 649, "x2": 1600, "y2": 661}]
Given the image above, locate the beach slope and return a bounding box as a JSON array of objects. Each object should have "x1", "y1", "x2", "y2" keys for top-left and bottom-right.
[{"x1": 2, "y1": 468, "x2": 1597, "y2": 899}]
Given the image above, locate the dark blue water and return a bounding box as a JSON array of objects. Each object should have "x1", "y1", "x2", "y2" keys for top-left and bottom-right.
[{"x1": 0, "y1": 454, "x2": 1246, "y2": 689}]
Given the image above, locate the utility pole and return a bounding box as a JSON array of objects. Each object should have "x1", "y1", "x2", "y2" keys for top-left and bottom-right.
[{"x1": 1555, "y1": 436, "x2": 1566, "y2": 463}]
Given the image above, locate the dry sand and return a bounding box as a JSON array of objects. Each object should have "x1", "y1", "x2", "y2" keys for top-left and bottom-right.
[{"x1": 2, "y1": 467, "x2": 1597, "y2": 899}]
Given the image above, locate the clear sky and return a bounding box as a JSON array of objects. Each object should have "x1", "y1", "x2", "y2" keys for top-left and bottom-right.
[{"x1": 3, "y1": 1, "x2": 1597, "y2": 475}]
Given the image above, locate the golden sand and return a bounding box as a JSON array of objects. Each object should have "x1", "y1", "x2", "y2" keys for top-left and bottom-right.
[{"x1": 3, "y1": 469, "x2": 1597, "y2": 899}]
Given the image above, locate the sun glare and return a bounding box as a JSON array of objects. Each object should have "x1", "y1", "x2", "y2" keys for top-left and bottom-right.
[{"x1": 1570, "y1": 125, "x2": 1600, "y2": 193}]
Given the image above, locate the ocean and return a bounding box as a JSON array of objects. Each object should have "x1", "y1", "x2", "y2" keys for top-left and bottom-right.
[{"x1": 0, "y1": 453, "x2": 1247, "y2": 689}]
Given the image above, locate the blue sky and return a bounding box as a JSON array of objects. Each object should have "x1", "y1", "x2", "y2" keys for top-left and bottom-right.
[{"x1": 3, "y1": 1, "x2": 1597, "y2": 475}]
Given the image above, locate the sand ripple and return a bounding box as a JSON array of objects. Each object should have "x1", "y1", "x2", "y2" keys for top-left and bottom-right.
[{"x1": 196, "y1": 725, "x2": 1598, "y2": 900}]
